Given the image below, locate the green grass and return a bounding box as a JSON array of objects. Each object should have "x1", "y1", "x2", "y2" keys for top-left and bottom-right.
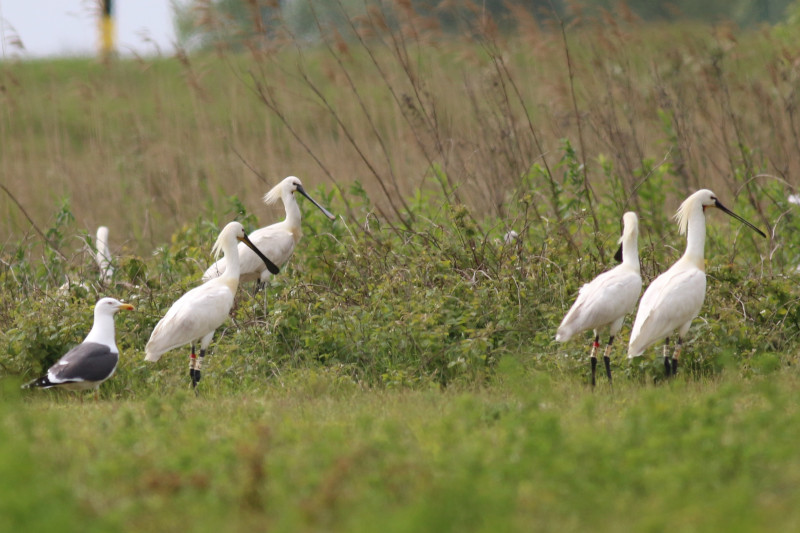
[{"x1": 4, "y1": 362, "x2": 800, "y2": 532}]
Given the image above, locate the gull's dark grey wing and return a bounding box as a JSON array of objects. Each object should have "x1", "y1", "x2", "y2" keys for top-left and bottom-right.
[{"x1": 49, "y1": 342, "x2": 119, "y2": 383}]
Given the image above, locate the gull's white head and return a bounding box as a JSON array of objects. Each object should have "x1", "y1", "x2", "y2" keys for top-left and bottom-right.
[{"x1": 94, "y1": 297, "x2": 134, "y2": 315}]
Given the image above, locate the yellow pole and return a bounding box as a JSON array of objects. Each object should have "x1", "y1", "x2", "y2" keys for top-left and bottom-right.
[{"x1": 100, "y1": 0, "x2": 115, "y2": 59}]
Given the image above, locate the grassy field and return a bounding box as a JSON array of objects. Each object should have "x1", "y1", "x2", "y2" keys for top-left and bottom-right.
[
  {"x1": 4, "y1": 366, "x2": 800, "y2": 532},
  {"x1": 3, "y1": 4, "x2": 800, "y2": 531}
]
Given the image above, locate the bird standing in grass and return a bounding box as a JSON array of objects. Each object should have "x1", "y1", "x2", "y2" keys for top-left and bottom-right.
[
  {"x1": 145, "y1": 221, "x2": 279, "y2": 389},
  {"x1": 556, "y1": 212, "x2": 642, "y2": 387},
  {"x1": 202, "y1": 176, "x2": 335, "y2": 288},
  {"x1": 627, "y1": 189, "x2": 766, "y2": 376},
  {"x1": 23, "y1": 297, "x2": 134, "y2": 396}
]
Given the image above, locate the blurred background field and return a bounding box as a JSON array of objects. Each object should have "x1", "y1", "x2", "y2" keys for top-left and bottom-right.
[
  {"x1": 2, "y1": 0, "x2": 800, "y2": 530},
  {"x1": 2, "y1": 1, "x2": 800, "y2": 252}
]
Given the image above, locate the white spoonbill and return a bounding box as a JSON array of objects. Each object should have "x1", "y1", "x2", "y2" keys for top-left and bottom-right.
[
  {"x1": 202, "y1": 176, "x2": 335, "y2": 287},
  {"x1": 57, "y1": 226, "x2": 115, "y2": 294},
  {"x1": 23, "y1": 298, "x2": 134, "y2": 396},
  {"x1": 96, "y1": 226, "x2": 114, "y2": 283},
  {"x1": 627, "y1": 189, "x2": 766, "y2": 376},
  {"x1": 145, "y1": 221, "x2": 279, "y2": 388},
  {"x1": 556, "y1": 212, "x2": 642, "y2": 386}
]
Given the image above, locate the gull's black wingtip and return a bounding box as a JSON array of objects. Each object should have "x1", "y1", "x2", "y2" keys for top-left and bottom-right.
[{"x1": 22, "y1": 375, "x2": 52, "y2": 389}]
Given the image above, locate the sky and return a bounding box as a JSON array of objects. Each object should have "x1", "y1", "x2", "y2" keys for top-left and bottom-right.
[{"x1": 0, "y1": 0, "x2": 177, "y2": 58}]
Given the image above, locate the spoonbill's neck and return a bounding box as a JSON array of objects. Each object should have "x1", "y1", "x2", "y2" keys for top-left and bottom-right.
[
  {"x1": 221, "y1": 239, "x2": 242, "y2": 290},
  {"x1": 622, "y1": 233, "x2": 640, "y2": 273},
  {"x1": 681, "y1": 207, "x2": 707, "y2": 267},
  {"x1": 283, "y1": 191, "x2": 302, "y2": 232},
  {"x1": 84, "y1": 311, "x2": 116, "y2": 348}
]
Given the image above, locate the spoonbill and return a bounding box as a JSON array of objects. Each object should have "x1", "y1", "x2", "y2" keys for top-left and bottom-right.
[
  {"x1": 145, "y1": 221, "x2": 279, "y2": 388},
  {"x1": 627, "y1": 189, "x2": 766, "y2": 376},
  {"x1": 57, "y1": 226, "x2": 115, "y2": 294},
  {"x1": 96, "y1": 226, "x2": 114, "y2": 283},
  {"x1": 23, "y1": 297, "x2": 134, "y2": 396},
  {"x1": 202, "y1": 176, "x2": 335, "y2": 287},
  {"x1": 556, "y1": 212, "x2": 642, "y2": 386}
]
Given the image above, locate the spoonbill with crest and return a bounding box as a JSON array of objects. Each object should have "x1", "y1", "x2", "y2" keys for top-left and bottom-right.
[
  {"x1": 627, "y1": 189, "x2": 766, "y2": 376},
  {"x1": 202, "y1": 176, "x2": 335, "y2": 288}
]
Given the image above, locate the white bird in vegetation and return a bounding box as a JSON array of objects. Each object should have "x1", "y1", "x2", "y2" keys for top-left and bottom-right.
[
  {"x1": 202, "y1": 176, "x2": 335, "y2": 288},
  {"x1": 57, "y1": 226, "x2": 116, "y2": 294},
  {"x1": 96, "y1": 226, "x2": 114, "y2": 283},
  {"x1": 503, "y1": 230, "x2": 519, "y2": 244},
  {"x1": 23, "y1": 298, "x2": 134, "y2": 396},
  {"x1": 627, "y1": 189, "x2": 766, "y2": 376},
  {"x1": 145, "y1": 221, "x2": 280, "y2": 389},
  {"x1": 556, "y1": 212, "x2": 642, "y2": 387}
]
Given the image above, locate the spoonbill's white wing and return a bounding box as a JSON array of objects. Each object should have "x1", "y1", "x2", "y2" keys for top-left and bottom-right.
[
  {"x1": 628, "y1": 267, "x2": 707, "y2": 358},
  {"x1": 145, "y1": 282, "x2": 235, "y2": 361},
  {"x1": 557, "y1": 265, "x2": 641, "y2": 342}
]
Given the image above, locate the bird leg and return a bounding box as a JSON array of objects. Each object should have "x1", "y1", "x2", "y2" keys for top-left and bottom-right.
[
  {"x1": 189, "y1": 344, "x2": 197, "y2": 385},
  {"x1": 590, "y1": 334, "x2": 600, "y2": 388},
  {"x1": 603, "y1": 336, "x2": 614, "y2": 384},
  {"x1": 663, "y1": 337, "x2": 672, "y2": 377},
  {"x1": 192, "y1": 349, "x2": 206, "y2": 390},
  {"x1": 671, "y1": 338, "x2": 682, "y2": 376}
]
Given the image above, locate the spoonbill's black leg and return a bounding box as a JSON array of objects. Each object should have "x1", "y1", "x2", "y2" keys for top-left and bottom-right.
[
  {"x1": 189, "y1": 344, "x2": 197, "y2": 384},
  {"x1": 192, "y1": 348, "x2": 206, "y2": 390},
  {"x1": 603, "y1": 335, "x2": 614, "y2": 384},
  {"x1": 663, "y1": 337, "x2": 672, "y2": 377},
  {"x1": 590, "y1": 334, "x2": 600, "y2": 388},
  {"x1": 671, "y1": 337, "x2": 682, "y2": 377}
]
